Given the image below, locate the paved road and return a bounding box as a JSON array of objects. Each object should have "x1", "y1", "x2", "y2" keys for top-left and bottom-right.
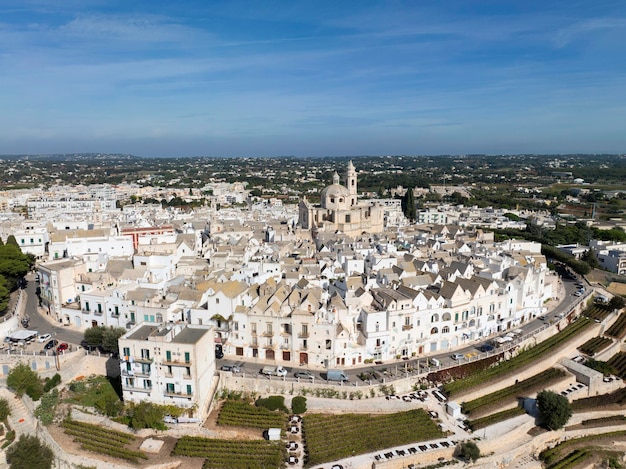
[{"x1": 22, "y1": 272, "x2": 84, "y2": 346}]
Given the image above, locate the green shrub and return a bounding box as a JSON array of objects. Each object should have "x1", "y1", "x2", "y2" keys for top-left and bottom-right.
[
  {"x1": 255, "y1": 395, "x2": 288, "y2": 412},
  {"x1": 43, "y1": 374, "x2": 61, "y2": 393},
  {"x1": 292, "y1": 396, "x2": 307, "y2": 414},
  {"x1": 34, "y1": 389, "x2": 59, "y2": 425},
  {"x1": 1, "y1": 430, "x2": 16, "y2": 449},
  {"x1": 125, "y1": 402, "x2": 168, "y2": 430}
]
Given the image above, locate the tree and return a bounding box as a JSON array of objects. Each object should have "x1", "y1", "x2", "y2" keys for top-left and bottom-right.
[
  {"x1": 581, "y1": 249, "x2": 599, "y2": 269},
  {"x1": 0, "y1": 244, "x2": 32, "y2": 291},
  {"x1": 0, "y1": 275, "x2": 9, "y2": 315},
  {"x1": 83, "y1": 325, "x2": 106, "y2": 348},
  {"x1": 5, "y1": 235, "x2": 19, "y2": 248},
  {"x1": 291, "y1": 396, "x2": 307, "y2": 414},
  {"x1": 0, "y1": 397, "x2": 11, "y2": 420},
  {"x1": 401, "y1": 187, "x2": 416, "y2": 221},
  {"x1": 6, "y1": 434, "x2": 54, "y2": 469},
  {"x1": 609, "y1": 296, "x2": 626, "y2": 312},
  {"x1": 102, "y1": 327, "x2": 127, "y2": 354},
  {"x1": 537, "y1": 390, "x2": 572, "y2": 430},
  {"x1": 6, "y1": 363, "x2": 43, "y2": 400},
  {"x1": 456, "y1": 441, "x2": 480, "y2": 462}
]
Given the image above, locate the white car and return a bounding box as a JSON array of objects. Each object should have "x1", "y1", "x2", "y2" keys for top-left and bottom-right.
[{"x1": 38, "y1": 334, "x2": 52, "y2": 343}]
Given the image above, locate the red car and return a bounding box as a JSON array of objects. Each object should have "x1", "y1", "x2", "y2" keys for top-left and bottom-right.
[{"x1": 57, "y1": 343, "x2": 69, "y2": 353}]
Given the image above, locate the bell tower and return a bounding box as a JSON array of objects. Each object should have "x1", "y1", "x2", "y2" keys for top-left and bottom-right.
[{"x1": 346, "y1": 160, "x2": 357, "y2": 205}]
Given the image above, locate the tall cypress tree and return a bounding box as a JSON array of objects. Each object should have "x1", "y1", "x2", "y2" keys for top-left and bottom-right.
[{"x1": 401, "y1": 187, "x2": 416, "y2": 221}]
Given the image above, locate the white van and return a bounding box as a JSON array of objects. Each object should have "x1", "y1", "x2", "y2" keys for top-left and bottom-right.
[{"x1": 429, "y1": 358, "x2": 440, "y2": 367}]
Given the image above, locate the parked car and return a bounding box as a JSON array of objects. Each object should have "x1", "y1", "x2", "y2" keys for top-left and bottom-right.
[
  {"x1": 220, "y1": 364, "x2": 240, "y2": 373},
  {"x1": 294, "y1": 370, "x2": 314, "y2": 380},
  {"x1": 38, "y1": 334, "x2": 52, "y2": 343},
  {"x1": 44, "y1": 339, "x2": 58, "y2": 350},
  {"x1": 80, "y1": 339, "x2": 104, "y2": 352},
  {"x1": 451, "y1": 353, "x2": 464, "y2": 360},
  {"x1": 477, "y1": 343, "x2": 494, "y2": 352},
  {"x1": 57, "y1": 342, "x2": 69, "y2": 353}
]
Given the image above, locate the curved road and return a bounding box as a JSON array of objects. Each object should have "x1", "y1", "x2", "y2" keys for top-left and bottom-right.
[{"x1": 22, "y1": 272, "x2": 84, "y2": 346}]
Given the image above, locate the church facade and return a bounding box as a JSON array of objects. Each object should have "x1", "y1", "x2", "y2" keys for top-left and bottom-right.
[{"x1": 298, "y1": 161, "x2": 384, "y2": 237}]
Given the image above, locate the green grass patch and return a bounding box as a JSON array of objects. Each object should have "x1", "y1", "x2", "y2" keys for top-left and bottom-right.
[
  {"x1": 217, "y1": 400, "x2": 285, "y2": 429},
  {"x1": 303, "y1": 409, "x2": 445, "y2": 467},
  {"x1": 172, "y1": 435, "x2": 283, "y2": 469},
  {"x1": 64, "y1": 375, "x2": 123, "y2": 417},
  {"x1": 443, "y1": 317, "x2": 592, "y2": 398}
]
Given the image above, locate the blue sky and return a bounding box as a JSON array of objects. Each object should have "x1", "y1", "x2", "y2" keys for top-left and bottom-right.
[{"x1": 1, "y1": 1, "x2": 625, "y2": 157}]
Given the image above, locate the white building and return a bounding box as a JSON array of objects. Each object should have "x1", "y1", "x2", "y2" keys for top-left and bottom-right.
[{"x1": 119, "y1": 322, "x2": 215, "y2": 421}]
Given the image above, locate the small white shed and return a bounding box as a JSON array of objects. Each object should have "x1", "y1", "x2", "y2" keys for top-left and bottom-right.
[
  {"x1": 266, "y1": 428, "x2": 281, "y2": 441},
  {"x1": 446, "y1": 401, "x2": 462, "y2": 418}
]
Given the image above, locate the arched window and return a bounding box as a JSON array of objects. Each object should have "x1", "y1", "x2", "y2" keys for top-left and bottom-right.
[
  {"x1": 442, "y1": 312, "x2": 451, "y2": 321},
  {"x1": 430, "y1": 327, "x2": 439, "y2": 334},
  {"x1": 469, "y1": 319, "x2": 476, "y2": 327},
  {"x1": 488, "y1": 315, "x2": 495, "y2": 321},
  {"x1": 442, "y1": 326, "x2": 450, "y2": 334},
  {"x1": 470, "y1": 306, "x2": 476, "y2": 315},
  {"x1": 431, "y1": 314, "x2": 439, "y2": 323},
  {"x1": 156, "y1": 313, "x2": 163, "y2": 323}
]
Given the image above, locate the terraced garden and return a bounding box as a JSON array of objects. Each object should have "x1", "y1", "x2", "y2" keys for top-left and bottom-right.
[
  {"x1": 572, "y1": 387, "x2": 626, "y2": 411},
  {"x1": 605, "y1": 312, "x2": 626, "y2": 339},
  {"x1": 217, "y1": 399, "x2": 285, "y2": 429},
  {"x1": 172, "y1": 435, "x2": 283, "y2": 469},
  {"x1": 467, "y1": 406, "x2": 527, "y2": 431},
  {"x1": 607, "y1": 352, "x2": 626, "y2": 379},
  {"x1": 462, "y1": 368, "x2": 566, "y2": 416},
  {"x1": 539, "y1": 430, "x2": 626, "y2": 468},
  {"x1": 577, "y1": 336, "x2": 613, "y2": 356},
  {"x1": 302, "y1": 409, "x2": 444, "y2": 467},
  {"x1": 443, "y1": 317, "x2": 593, "y2": 397},
  {"x1": 62, "y1": 419, "x2": 147, "y2": 464},
  {"x1": 583, "y1": 304, "x2": 612, "y2": 322}
]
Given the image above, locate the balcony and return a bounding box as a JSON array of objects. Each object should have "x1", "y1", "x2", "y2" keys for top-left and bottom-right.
[
  {"x1": 402, "y1": 325, "x2": 413, "y2": 331},
  {"x1": 297, "y1": 332, "x2": 310, "y2": 338},
  {"x1": 182, "y1": 374, "x2": 192, "y2": 380},
  {"x1": 262, "y1": 331, "x2": 274, "y2": 337},
  {"x1": 134, "y1": 356, "x2": 153, "y2": 364},
  {"x1": 161, "y1": 359, "x2": 192, "y2": 366},
  {"x1": 122, "y1": 385, "x2": 152, "y2": 393},
  {"x1": 164, "y1": 390, "x2": 193, "y2": 399}
]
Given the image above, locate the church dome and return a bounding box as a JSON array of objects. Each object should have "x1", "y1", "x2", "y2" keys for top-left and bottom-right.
[
  {"x1": 320, "y1": 171, "x2": 349, "y2": 209},
  {"x1": 320, "y1": 183, "x2": 349, "y2": 200}
]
